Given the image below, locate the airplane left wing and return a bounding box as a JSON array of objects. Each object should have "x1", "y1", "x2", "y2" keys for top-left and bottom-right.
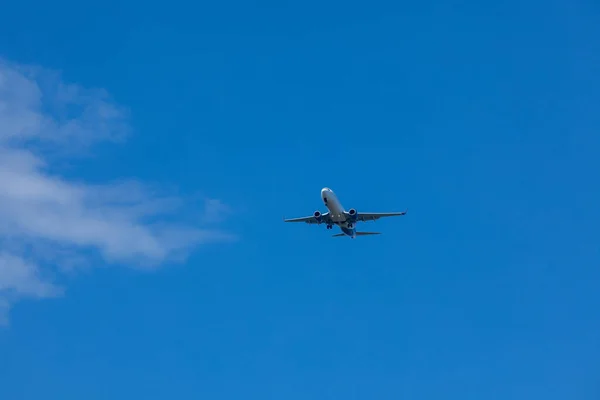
[
  {"x1": 351, "y1": 210, "x2": 407, "y2": 222},
  {"x1": 283, "y1": 212, "x2": 331, "y2": 224}
]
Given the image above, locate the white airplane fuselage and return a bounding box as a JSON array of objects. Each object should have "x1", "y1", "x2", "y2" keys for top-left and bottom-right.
[{"x1": 320, "y1": 187, "x2": 357, "y2": 238}]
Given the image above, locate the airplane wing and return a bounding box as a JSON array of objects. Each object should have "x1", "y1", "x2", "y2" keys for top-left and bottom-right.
[
  {"x1": 352, "y1": 210, "x2": 407, "y2": 222},
  {"x1": 283, "y1": 212, "x2": 332, "y2": 224}
]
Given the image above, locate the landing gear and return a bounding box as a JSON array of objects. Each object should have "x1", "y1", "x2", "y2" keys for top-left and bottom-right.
[
  {"x1": 326, "y1": 224, "x2": 333, "y2": 230},
  {"x1": 347, "y1": 223, "x2": 353, "y2": 229}
]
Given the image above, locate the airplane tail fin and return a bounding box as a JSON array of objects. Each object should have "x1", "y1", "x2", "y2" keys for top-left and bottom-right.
[{"x1": 332, "y1": 232, "x2": 381, "y2": 237}]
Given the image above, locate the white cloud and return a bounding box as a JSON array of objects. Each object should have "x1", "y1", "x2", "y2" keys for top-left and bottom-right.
[
  {"x1": 0, "y1": 253, "x2": 63, "y2": 325},
  {"x1": 202, "y1": 198, "x2": 232, "y2": 223},
  {"x1": 0, "y1": 59, "x2": 233, "y2": 324}
]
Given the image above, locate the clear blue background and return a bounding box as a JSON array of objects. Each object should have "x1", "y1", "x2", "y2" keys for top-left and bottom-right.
[{"x1": 1, "y1": 0, "x2": 599, "y2": 398}]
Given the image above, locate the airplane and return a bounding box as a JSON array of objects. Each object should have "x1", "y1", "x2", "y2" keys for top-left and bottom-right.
[{"x1": 284, "y1": 187, "x2": 407, "y2": 238}]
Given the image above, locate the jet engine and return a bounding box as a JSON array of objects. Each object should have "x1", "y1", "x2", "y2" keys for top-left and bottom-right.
[
  {"x1": 313, "y1": 210, "x2": 322, "y2": 221},
  {"x1": 347, "y1": 208, "x2": 358, "y2": 221}
]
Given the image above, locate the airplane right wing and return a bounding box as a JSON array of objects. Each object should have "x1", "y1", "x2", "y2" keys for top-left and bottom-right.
[
  {"x1": 284, "y1": 212, "x2": 331, "y2": 224},
  {"x1": 352, "y1": 210, "x2": 407, "y2": 221}
]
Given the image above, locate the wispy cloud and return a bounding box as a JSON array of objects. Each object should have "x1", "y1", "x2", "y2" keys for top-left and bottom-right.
[
  {"x1": 0, "y1": 59, "x2": 232, "y2": 324},
  {"x1": 202, "y1": 198, "x2": 232, "y2": 223}
]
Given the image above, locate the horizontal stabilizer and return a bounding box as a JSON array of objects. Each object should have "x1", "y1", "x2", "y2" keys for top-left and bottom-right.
[{"x1": 332, "y1": 232, "x2": 381, "y2": 237}]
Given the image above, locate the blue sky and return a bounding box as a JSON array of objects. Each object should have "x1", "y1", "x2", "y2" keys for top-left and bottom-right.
[{"x1": 0, "y1": 0, "x2": 599, "y2": 398}]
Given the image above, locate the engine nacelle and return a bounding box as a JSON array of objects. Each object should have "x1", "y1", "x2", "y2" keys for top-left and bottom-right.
[
  {"x1": 347, "y1": 208, "x2": 358, "y2": 221},
  {"x1": 313, "y1": 210, "x2": 322, "y2": 221}
]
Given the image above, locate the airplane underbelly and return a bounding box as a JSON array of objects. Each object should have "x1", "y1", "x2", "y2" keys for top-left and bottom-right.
[{"x1": 327, "y1": 204, "x2": 345, "y2": 222}]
